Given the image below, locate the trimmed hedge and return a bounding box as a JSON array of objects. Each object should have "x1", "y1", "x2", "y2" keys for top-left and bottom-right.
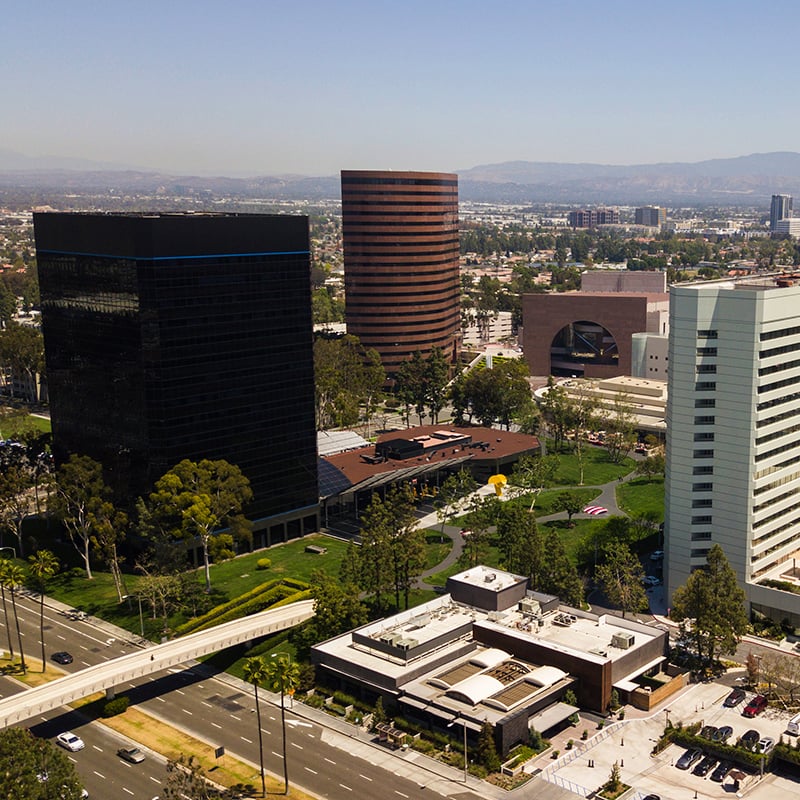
[
  {"x1": 102, "y1": 695, "x2": 130, "y2": 717},
  {"x1": 175, "y1": 578, "x2": 310, "y2": 635}
]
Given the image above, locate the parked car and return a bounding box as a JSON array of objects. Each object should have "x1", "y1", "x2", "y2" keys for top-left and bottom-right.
[
  {"x1": 642, "y1": 795, "x2": 661, "y2": 800},
  {"x1": 56, "y1": 732, "x2": 85, "y2": 752},
  {"x1": 712, "y1": 725, "x2": 733, "y2": 743},
  {"x1": 676, "y1": 748, "x2": 702, "y2": 770},
  {"x1": 117, "y1": 747, "x2": 146, "y2": 763},
  {"x1": 740, "y1": 729, "x2": 760, "y2": 750},
  {"x1": 723, "y1": 688, "x2": 746, "y2": 707},
  {"x1": 700, "y1": 725, "x2": 718, "y2": 740},
  {"x1": 710, "y1": 761, "x2": 732, "y2": 782},
  {"x1": 642, "y1": 575, "x2": 661, "y2": 587},
  {"x1": 51, "y1": 651, "x2": 73, "y2": 665},
  {"x1": 743, "y1": 695, "x2": 768, "y2": 717},
  {"x1": 650, "y1": 550, "x2": 664, "y2": 561},
  {"x1": 693, "y1": 754, "x2": 718, "y2": 777},
  {"x1": 757, "y1": 736, "x2": 775, "y2": 754}
]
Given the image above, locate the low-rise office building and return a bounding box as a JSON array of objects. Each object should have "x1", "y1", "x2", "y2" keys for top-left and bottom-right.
[{"x1": 312, "y1": 566, "x2": 668, "y2": 755}]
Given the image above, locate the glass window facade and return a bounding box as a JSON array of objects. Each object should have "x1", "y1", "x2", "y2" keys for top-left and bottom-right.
[{"x1": 35, "y1": 213, "x2": 318, "y2": 525}]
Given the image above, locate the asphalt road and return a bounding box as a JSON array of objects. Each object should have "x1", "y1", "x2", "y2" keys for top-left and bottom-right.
[{"x1": 1, "y1": 592, "x2": 485, "y2": 800}]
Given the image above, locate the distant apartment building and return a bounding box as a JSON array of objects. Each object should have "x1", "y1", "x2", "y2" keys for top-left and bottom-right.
[
  {"x1": 774, "y1": 218, "x2": 800, "y2": 238},
  {"x1": 567, "y1": 208, "x2": 620, "y2": 228},
  {"x1": 341, "y1": 170, "x2": 461, "y2": 377},
  {"x1": 770, "y1": 193, "x2": 793, "y2": 232},
  {"x1": 634, "y1": 206, "x2": 666, "y2": 227},
  {"x1": 665, "y1": 274, "x2": 800, "y2": 627}
]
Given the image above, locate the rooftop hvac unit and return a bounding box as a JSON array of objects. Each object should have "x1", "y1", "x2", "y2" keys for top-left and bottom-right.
[
  {"x1": 589, "y1": 647, "x2": 608, "y2": 657},
  {"x1": 487, "y1": 611, "x2": 506, "y2": 622},
  {"x1": 611, "y1": 632, "x2": 635, "y2": 650},
  {"x1": 485, "y1": 572, "x2": 497, "y2": 583},
  {"x1": 519, "y1": 599, "x2": 541, "y2": 617},
  {"x1": 396, "y1": 638, "x2": 419, "y2": 650}
]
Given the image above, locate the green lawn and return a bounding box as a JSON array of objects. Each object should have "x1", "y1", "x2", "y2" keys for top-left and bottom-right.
[
  {"x1": 616, "y1": 477, "x2": 665, "y2": 521},
  {"x1": 0, "y1": 413, "x2": 51, "y2": 437},
  {"x1": 532, "y1": 488, "x2": 602, "y2": 516},
  {"x1": 551, "y1": 444, "x2": 635, "y2": 486}
]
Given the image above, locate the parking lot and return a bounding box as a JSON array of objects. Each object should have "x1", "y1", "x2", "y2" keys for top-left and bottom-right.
[{"x1": 539, "y1": 673, "x2": 800, "y2": 800}]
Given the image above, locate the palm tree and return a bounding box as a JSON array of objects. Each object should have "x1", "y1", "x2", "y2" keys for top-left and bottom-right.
[
  {"x1": 242, "y1": 656, "x2": 270, "y2": 797},
  {"x1": 0, "y1": 558, "x2": 14, "y2": 659},
  {"x1": 264, "y1": 654, "x2": 301, "y2": 796},
  {"x1": 2, "y1": 562, "x2": 26, "y2": 673},
  {"x1": 28, "y1": 550, "x2": 59, "y2": 671}
]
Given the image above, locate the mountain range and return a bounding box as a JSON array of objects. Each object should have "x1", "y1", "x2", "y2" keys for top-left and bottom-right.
[{"x1": 2, "y1": 149, "x2": 800, "y2": 206}]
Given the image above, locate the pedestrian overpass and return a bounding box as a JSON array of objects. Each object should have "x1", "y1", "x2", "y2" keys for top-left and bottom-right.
[{"x1": 0, "y1": 599, "x2": 315, "y2": 727}]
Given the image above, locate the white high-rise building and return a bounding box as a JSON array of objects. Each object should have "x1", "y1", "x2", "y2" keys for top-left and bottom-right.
[{"x1": 666, "y1": 275, "x2": 800, "y2": 626}]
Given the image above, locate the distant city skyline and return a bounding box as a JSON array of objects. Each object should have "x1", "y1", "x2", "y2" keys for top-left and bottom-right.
[{"x1": 6, "y1": 1, "x2": 800, "y2": 177}]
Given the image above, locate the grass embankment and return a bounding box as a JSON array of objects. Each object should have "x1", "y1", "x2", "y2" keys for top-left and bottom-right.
[{"x1": 616, "y1": 476, "x2": 665, "y2": 521}]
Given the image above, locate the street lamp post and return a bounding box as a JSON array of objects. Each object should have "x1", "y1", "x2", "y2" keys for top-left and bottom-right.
[
  {"x1": 122, "y1": 595, "x2": 144, "y2": 638},
  {"x1": 447, "y1": 716, "x2": 468, "y2": 782}
]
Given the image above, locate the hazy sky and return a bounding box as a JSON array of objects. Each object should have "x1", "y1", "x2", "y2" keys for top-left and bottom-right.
[{"x1": 5, "y1": 1, "x2": 799, "y2": 176}]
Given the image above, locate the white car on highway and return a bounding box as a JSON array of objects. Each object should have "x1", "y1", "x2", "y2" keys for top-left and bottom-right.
[{"x1": 56, "y1": 731, "x2": 85, "y2": 752}]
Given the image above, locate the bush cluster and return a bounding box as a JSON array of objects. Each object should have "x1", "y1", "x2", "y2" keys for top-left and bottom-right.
[
  {"x1": 102, "y1": 695, "x2": 130, "y2": 717},
  {"x1": 256, "y1": 558, "x2": 271, "y2": 570}
]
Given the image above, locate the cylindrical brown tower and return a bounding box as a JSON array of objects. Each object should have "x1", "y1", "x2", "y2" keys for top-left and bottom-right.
[{"x1": 341, "y1": 170, "x2": 461, "y2": 376}]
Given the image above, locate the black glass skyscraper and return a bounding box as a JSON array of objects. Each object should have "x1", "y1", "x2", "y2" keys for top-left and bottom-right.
[{"x1": 34, "y1": 213, "x2": 318, "y2": 540}]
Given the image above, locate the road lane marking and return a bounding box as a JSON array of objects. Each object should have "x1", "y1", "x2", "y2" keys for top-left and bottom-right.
[
  {"x1": 291, "y1": 742, "x2": 303, "y2": 750},
  {"x1": 271, "y1": 751, "x2": 283, "y2": 759},
  {"x1": 176, "y1": 689, "x2": 185, "y2": 695},
  {"x1": 324, "y1": 757, "x2": 336, "y2": 765},
  {"x1": 304, "y1": 767, "x2": 317, "y2": 774},
  {"x1": 201, "y1": 701, "x2": 212, "y2": 708},
  {"x1": 240, "y1": 736, "x2": 252, "y2": 743},
  {"x1": 230, "y1": 715, "x2": 241, "y2": 721},
  {"x1": 93, "y1": 771, "x2": 105, "y2": 779},
  {"x1": 156, "y1": 697, "x2": 166, "y2": 703},
  {"x1": 122, "y1": 788, "x2": 134, "y2": 795},
  {"x1": 211, "y1": 723, "x2": 222, "y2": 729},
  {"x1": 359, "y1": 775, "x2": 373, "y2": 781},
  {"x1": 92, "y1": 745, "x2": 103, "y2": 752},
  {"x1": 395, "y1": 793, "x2": 409, "y2": 798},
  {"x1": 261, "y1": 728, "x2": 271, "y2": 735},
  {"x1": 149, "y1": 777, "x2": 162, "y2": 784},
  {"x1": 182, "y1": 709, "x2": 193, "y2": 715},
  {"x1": 339, "y1": 784, "x2": 351, "y2": 791}
]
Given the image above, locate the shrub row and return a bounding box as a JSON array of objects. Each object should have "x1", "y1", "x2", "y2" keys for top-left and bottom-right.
[{"x1": 175, "y1": 578, "x2": 310, "y2": 635}]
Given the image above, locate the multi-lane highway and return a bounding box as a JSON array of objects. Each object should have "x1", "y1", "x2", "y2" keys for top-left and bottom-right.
[{"x1": 0, "y1": 592, "x2": 484, "y2": 800}]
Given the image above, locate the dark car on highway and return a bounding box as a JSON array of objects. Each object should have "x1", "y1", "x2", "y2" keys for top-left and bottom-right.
[
  {"x1": 723, "y1": 688, "x2": 746, "y2": 707},
  {"x1": 51, "y1": 651, "x2": 73, "y2": 665},
  {"x1": 743, "y1": 694, "x2": 768, "y2": 717},
  {"x1": 676, "y1": 748, "x2": 702, "y2": 770}
]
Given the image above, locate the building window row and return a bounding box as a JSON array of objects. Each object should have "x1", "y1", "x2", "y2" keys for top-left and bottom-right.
[
  {"x1": 693, "y1": 482, "x2": 713, "y2": 491},
  {"x1": 697, "y1": 329, "x2": 718, "y2": 339},
  {"x1": 755, "y1": 453, "x2": 800, "y2": 480},
  {"x1": 754, "y1": 470, "x2": 800, "y2": 496},
  {"x1": 694, "y1": 432, "x2": 715, "y2": 442},
  {"x1": 760, "y1": 341, "x2": 800, "y2": 360},
  {"x1": 760, "y1": 324, "x2": 800, "y2": 342},
  {"x1": 691, "y1": 548, "x2": 711, "y2": 559},
  {"x1": 753, "y1": 499, "x2": 800, "y2": 530},
  {"x1": 759, "y1": 357, "x2": 800, "y2": 377},
  {"x1": 754, "y1": 438, "x2": 800, "y2": 463},
  {"x1": 692, "y1": 499, "x2": 713, "y2": 508},
  {"x1": 691, "y1": 531, "x2": 712, "y2": 541},
  {"x1": 696, "y1": 347, "x2": 718, "y2": 356},
  {"x1": 696, "y1": 364, "x2": 717, "y2": 374},
  {"x1": 751, "y1": 528, "x2": 800, "y2": 564},
  {"x1": 695, "y1": 382, "x2": 716, "y2": 391},
  {"x1": 691, "y1": 515, "x2": 713, "y2": 525},
  {"x1": 757, "y1": 390, "x2": 800, "y2": 413},
  {"x1": 756, "y1": 405, "x2": 800, "y2": 429},
  {"x1": 753, "y1": 487, "x2": 799, "y2": 513},
  {"x1": 693, "y1": 449, "x2": 715, "y2": 459},
  {"x1": 694, "y1": 416, "x2": 715, "y2": 425},
  {"x1": 758, "y1": 374, "x2": 800, "y2": 395},
  {"x1": 692, "y1": 465, "x2": 714, "y2": 475},
  {"x1": 756, "y1": 421, "x2": 800, "y2": 447},
  {"x1": 695, "y1": 399, "x2": 716, "y2": 408}
]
